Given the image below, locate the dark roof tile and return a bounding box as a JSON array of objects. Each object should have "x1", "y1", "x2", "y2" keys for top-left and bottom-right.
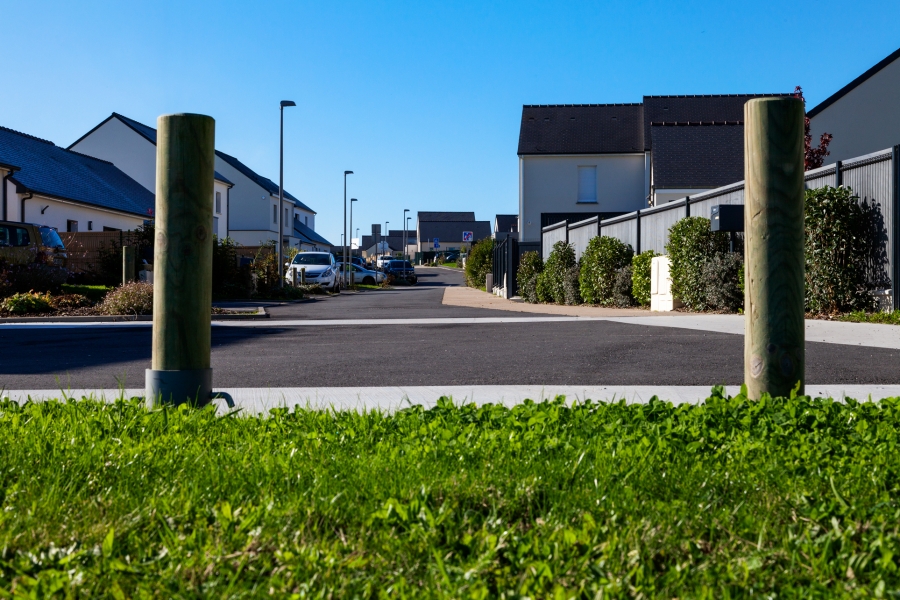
[
  {"x1": 650, "y1": 123, "x2": 745, "y2": 189},
  {"x1": 518, "y1": 104, "x2": 644, "y2": 155},
  {"x1": 418, "y1": 221, "x2": 491, "y2": 243},
  {"x1": 417, "y1": 211, "x2": 476, "y2": 222}
]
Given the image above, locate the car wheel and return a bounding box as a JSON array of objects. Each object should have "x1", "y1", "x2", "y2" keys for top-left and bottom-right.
[
  {"x1": 332, "y1": 280, "x2": 340, "y2": 293},
  {"x1": 410, "y1": 276, "x2": 417, "y2": 285},
  {"x1": 363, "y1": 276, "x2": 375, "y2": 285}
]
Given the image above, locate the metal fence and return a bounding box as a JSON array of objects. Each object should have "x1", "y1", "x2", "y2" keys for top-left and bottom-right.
[
  {"x1": 492, "y1": 235, "x2": 519, "y2": 298},
  {"x1": 541, "y1": 145, "x2": 900, "y2": 309}
]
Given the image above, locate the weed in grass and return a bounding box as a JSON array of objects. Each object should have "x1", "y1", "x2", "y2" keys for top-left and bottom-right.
[
  {"x1": 2, "y1": 391, "x2": 900, "y2": 596},
  {"x1": 840, "y1": 310, "x2": 900, "y2": 325}
]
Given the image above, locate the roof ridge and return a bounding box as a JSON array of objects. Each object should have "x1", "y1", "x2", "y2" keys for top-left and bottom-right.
[
  {"x1": 113, "y1": 112, "x2": 156, "y2": 132},
  {"x1": 0, "y1": 125, "x2": 55, "y2": 145},
  {"x1": 523, "y1": 103, "x2": 642, "y2": 108},
  {"x1": 808, "y1": 46, "x2": 900, "y2": 118},
  {"x1": 644, "y1": 93, "x2": 793, "y2": 98},
  {"x1": 650, "y1": 121, "x2": 744, "y2": 126},
  {"x1": 63, "y1": 148, "x2": 116, "y2": 165}
]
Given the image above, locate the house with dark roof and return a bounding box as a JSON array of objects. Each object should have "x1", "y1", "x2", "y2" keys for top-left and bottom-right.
[
  {"x1": 517, "y1": 93, "x2": 789, "y2": 243},
  {"x1": 68, "y1": 113, "x2": 329, "y2": 249},
  {"x1": 416, "y1": 211, "x2": 491, "y2": 253},
  {"x1": 0, "y1": 125, "x2": 155, "y2": 232},
  {"x1": 808, "y1": 46, "x2": 900, "y2": 163},
  {"x1": 493, "y1": 214, "x2": 518, "y2": 239}
]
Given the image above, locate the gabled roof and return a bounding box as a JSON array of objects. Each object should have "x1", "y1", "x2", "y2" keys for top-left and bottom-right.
[
  {"x1": 0, "y1": 125, "x2": 155, "y2": 217},
  {"x1": 418, "y1": 211, "x2": 476, "y2": 222},
  {"x1": 650, "y1": 123, "x2": 744, "y2": 189},
  {"x1": 293, "y1": 217, "x2": 333, "y2": 247},
  {"x1": 518, "y1": 104, "x2": 644, "y2": 155},
  {"x1": 808, "y1": 47, "x2": 900, "y2": 118},
  {"x1": 215, "y1": 149, "x2": 314, "y2": 213},
  {"x1": 418, "y1": 220, "x2": 491, "y2": 242},
  {"x1": 71, "y1": 113, "x2": 299, "y2": 207},
  {"x1": 494, "y1": 214, "x2": 518, "y2": 234},
  {"x1": 642, "y1": 94, "x2": 790, "y2": 151}
]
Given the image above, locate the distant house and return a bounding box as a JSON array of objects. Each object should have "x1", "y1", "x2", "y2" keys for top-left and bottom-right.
[
  {"x1": 69, "y1": 113, "x2": 329, "y2": 248},
  {"x1": 809, "y1": 47, "x2": 900, "y2": 162},
  {"x1": 517, "y1": 94, "x2": 788, "y2": 243},
  {"x1": 0, "y1": 125, "x2": 154, "y2": 232},
  {"x1": 416, "y1": 211, "x2": 491, "y2": 253},
  {"x1": 493, "y1": 214, "x2": 518, "y2": 239}
]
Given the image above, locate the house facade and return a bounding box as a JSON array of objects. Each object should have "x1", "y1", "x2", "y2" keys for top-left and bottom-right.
[
  {"x1": 416, "y1": 211, "x2": 491, "y2": 253},
  {"x1": 517, "y1": 94, "x2": 788, "y2": 243},
  {"x1": 493, "y1": 214, "x2": 518, "y2": 239},
  {"x1": 69, "y1": 113, "x2": 328, "y2": 248},
  {"x1": 808, "y1": 47, "x2": 900, "y2": 162},
  {"x1": 0, "y1": 125, "x2": 153, "y2": 232}
]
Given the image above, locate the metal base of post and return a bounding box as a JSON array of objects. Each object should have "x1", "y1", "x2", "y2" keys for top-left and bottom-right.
[{"x1": 145, "y1": 368, "x2": 212, "y2": 407}]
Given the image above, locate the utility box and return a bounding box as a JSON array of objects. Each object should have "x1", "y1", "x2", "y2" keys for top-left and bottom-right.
[
  {"x1": 710, "y1": 205, "x2": 744, "y2": 232},
  {"x1": 650, "y1": 256, "x2": 682, "y2": 312}
]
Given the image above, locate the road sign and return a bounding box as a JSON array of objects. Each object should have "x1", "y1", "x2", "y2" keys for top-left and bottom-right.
[
  {"x1": 433, "y1": 238, "x2": 440, "y2": 249},
  {"x1": 462, "y1": 231, "x2": 473, "y2": 242}
]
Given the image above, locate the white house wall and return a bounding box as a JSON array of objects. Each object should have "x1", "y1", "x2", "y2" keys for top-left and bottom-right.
[
  {"x1": 69, "y1": 119, "x2": 157, "y2": 192},
  {"x1": 809, "y1": 56, "x2": 900, "y2": 162},
  {"x1": 518, "y1": 154, "x2": 645, "y2": 243},
  {"x1": 213, "y1": 180, "x2": 229, "y2": 239},
  {"x1": 20, "y1": 193, "x2": 145, "y2": 232}
]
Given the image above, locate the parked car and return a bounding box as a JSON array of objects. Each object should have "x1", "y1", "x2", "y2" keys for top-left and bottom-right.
[
  {"x1": 375, "y1": 255, "x2": 397, "y2": 270},
  {"x1": 384, "y1": 260, "x2": 417, "y2": 284},
  {"x1": 0, "y1": 220, "x2": 67, "y2": 265},
  {"x1": 335, "y1": 262, "x2": 386, "y2": 285},
  {"x1": 286, "y1": 252, "x2": 339, "y2": 292}
]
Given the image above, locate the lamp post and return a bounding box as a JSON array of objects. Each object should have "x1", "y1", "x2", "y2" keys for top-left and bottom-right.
[
  {"x1": 402, "y1": 209, "x2": 409, "y2": 260},
  {"x1": 342, "y1": 170, "x2": 353, "y2": 288},
  {"x1": 278, "y1": 100, "x2": 296, "y2": 287},
  {"x1": 350, "y1": 198, "x2": 358, "y2": 267}
]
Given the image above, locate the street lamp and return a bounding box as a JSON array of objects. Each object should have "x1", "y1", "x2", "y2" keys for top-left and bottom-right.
[
  {"x1": 402, "y1": 209, "x2": 409, "y2": 260},
  {"x1": 350, "y1": 198, "x2": 358, "y2": 269},
  {"x1": 278, "y1": 100, "x2": 296, "y2": 287},
  {"x1": 343, "y1": 170, "x2": 353, "y2": 288}
]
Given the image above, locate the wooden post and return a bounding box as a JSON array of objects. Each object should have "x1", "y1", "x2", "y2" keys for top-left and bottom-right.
[
  {"x1": 744, "y1": 97, "x2": 805, "y2": 399},
  {"x1": 145, "y1": 113, "x2": 216, "y2": 407},
  {"x1": 122, "y1": 246, "x2": 135, "y2": 284}
]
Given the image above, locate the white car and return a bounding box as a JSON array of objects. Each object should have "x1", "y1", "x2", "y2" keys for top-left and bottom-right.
[
  {"x1": 335, "y1": 262, "x2": 386, "y2": 285},
  {"x1": 375, "y1": 255, "x2": 396, "y2": 270},
  {"x1": 286, "y1": 252, "x2": 339, "y2": 292}
]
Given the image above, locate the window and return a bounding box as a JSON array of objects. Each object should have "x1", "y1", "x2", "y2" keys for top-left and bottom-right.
[
  {"x1": 67, "y1": 220, "x2": 78, "y2": 233},
  {"x1": 215, "y1": 191, "x2": 221, "y2": 214},
  {"x1": 0, "y1": 225, "x2": 31, "y2": 247},
  {"x1": 285, "y1": 207, "x2": 289, "y2": 226},
  {"x1": 88, "y1": 221, "x2": 93, "y2": 231},
  {"x1": 273, "y1": 205, "x2": 277, "y2": 223},
  {"x1": 577, "y1": 166, "x2": 597, "y2": 203},
  {"x1": 213, "y1": 216, "x2": 219, "y2": 235},
  {"x1": 305, "y1": 216, "x2": 308, "y2": 226}
]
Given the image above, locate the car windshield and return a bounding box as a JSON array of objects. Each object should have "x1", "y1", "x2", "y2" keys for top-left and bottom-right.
[
  {"x1": 39, "y1": 226, "x2": 65, "y2": 249},
  {"x1": 390, "y1": 261, "x2": 412, "y2": 268},
  {"x1": 292, "y1": 254, "x2": 332, "y2": 265}
]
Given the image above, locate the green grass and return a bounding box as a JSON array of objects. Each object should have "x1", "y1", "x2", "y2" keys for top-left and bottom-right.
[
  {"x1": 2, "y1": 390, "x2": 900, "y2": 597},
  {"x1": 59, "y1": 284, "x2": 112, "y2": 303},
  {"x1": 840, "y1": 310, "x2": 900, "y2": 325},
  {"x1": 441, "y1": 262, "x2": 458, "y2": 268}
]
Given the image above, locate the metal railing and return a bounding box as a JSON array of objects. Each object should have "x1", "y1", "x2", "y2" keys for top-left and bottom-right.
[{"x1": 492, "y1": 235, "x2": 519, "y2": 298}]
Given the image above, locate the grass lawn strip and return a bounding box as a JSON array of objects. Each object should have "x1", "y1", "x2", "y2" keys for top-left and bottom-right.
[{"x1": 2, "y1": 390, "x2": 899, "y2": 596}]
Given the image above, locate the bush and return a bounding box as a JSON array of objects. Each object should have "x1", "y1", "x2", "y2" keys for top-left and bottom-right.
[
  {"x1": 631, "y1": 250, "x2": 657, "y2": 306},
  {"x1": 701, "y1": 253, "x2": 744, "y2": 312},
  {"x1": 0, "y1": 255, "x2": 68, "y2": 297},
  {"x1": 805, "y1": 186, "x2": 876, "y2": 313},
  {"x1": 1, "y1": 291, "x2": 53, "y2": 315},
  {"x1": 611, "y1": 266, "x2": 634, "y2": 307},
  {"x1": 579, "y1": 236, "x2": 633, "y2": 306},
  {"x1": 99, "y1": 282, "x2": 154, "y2": 316},
  {"x1": 212, "y1": 237, "x2": 253, "y2": 298},
  {"x1": 666, "y1": 217, "x2": 730, "y2": 311},
  {"x1": 464, "y1": 238, "x2": 494, "y2": 288},
  {"x1": 50, "y1": 294, "x2": 93, "y2": 310},
  {"x1": 516, "y1": 251, "x2": 543, "y2": 303},
  {"x1": 536, "y1": 242, "x2": 577, "y2": 304}
]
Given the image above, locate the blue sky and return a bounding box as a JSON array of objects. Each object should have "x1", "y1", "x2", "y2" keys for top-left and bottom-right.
[{"x1": 3, "y1": 0, "x2": 899, "y2": 244}]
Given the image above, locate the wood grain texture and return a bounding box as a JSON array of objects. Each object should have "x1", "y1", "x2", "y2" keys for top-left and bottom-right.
[
  {"x1": 744, "y1": 98, "x2": 805, "y2": 399},
  {"x1": 122, "y1": 246, "x2": 135, "y2": 284},
  {"x1": 152, "y1": 114, "x2": 215, "y2": 371}
]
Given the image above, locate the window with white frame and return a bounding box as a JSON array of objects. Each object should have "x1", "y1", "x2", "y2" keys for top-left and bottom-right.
[
  {"x1": 215, "y1": 191, "x2": 221, "y2": 214},
  {"x1": 577, "y1": 166, "x2": 597, "y2": 203}
]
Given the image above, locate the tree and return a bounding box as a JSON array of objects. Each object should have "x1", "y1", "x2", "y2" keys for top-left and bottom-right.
[{"x1": 794, "y1": 86, "x2": 833, "y2": 170}]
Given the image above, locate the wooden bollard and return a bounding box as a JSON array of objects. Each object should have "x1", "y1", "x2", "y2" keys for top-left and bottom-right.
[
  {"x1": 145, "y1": 114, "x2": 216, "y2": 406},
  {"x1": 122, "y1": 246, "x2": 135, "y2": 284},
  {"x1": 744, "y1": 97, "x2": 805, "y2": 399}
]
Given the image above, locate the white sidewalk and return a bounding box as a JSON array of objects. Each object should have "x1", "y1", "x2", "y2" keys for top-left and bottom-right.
[{"x1": 5, "y1": 385, "x2": 900, "y2": 413}]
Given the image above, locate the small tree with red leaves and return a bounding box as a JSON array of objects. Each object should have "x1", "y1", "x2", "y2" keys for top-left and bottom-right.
[{"x1": 794, "y1": 86, "x2": 833, "y2": 170}]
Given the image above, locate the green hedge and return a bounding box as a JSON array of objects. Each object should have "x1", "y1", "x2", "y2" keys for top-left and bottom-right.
[
  {"x1": 517, "y1": 251, "x2": 543, "y2": 303},
  {"x1": 631, "y1": 250, "x2": 657, "y2": 307},
  {"x1": 666, "y1": 217, "x2": 731, "y2": 311},
  {"x1": 464, "y1": 238, "x2": 494, "y2": 288},
  {"x1": 537, "y1": 242, "x2": 577, "y2": 304},
  {"x1": 579, "y1": 236, "x2": 633, "y2": 306}
]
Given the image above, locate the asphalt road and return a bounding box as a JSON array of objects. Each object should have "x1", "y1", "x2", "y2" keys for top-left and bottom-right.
[{"x1": 2, "y1": 268, "x2": 897, "y2": 389}]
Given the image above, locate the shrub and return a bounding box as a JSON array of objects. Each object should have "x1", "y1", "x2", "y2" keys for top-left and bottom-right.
[
  {"x1": 517, "y1": 251, "x2": 543, "y2": 303},
  {"x1": 611, "y1": 266, "x2": 634, "y2": 307},
  {"x1": 50, "y1": 294, "x2": 93, "y2": 310},
  {"x1": 579, "y1": 236, "x2": 633, "y2": 306},
  {"x1": 666, "y1": 217, "x2": 730, "y2": 311},
  {"x1": 537, "y1": 242, "x2": 577, "y2": 304},
  {"x1": 805, "y1": 186, "x2": 876, "y2": 313},
  {"x1": 631, "y1": 250, "x2": 657, "y2": 306},
  {"x1": 212, "y1": 237, "x2": 253, "y2": 298},
  {"x1": 0, "y1": 255, "x2": 68, "y2": 297},
  {"x1": 1, "y1": 291, "x2": 53, "y2": 315},
  {"x1": 99, "y1": 282, "x2": 154, "y2": 315},
  {"x1": 464, "y1": 238, "x2": 494, "y2": 288},
  {"x1": 701, "y1": 253, "x2": 744, "y2": 312}
]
